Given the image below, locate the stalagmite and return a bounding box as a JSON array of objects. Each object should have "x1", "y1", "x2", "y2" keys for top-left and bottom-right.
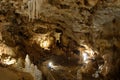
[
  {"x1": 24, "y1": 54, "x2": 42, "y2": 80},
  {"x1": 25, "y1": 54, "x2": 31, "y2": 71}
]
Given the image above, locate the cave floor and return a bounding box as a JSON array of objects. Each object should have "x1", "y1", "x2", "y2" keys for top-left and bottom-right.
[
  {"x1": 0, "y1": 66, "x2": 33, "y2": 80},
  {"x1": 39, "y1": 55, "x2": 100, "y2": 80}
]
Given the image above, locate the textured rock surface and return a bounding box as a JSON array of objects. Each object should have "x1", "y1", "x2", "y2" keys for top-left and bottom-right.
[
  {"x1": 0, "y1": 66, "x2": 33, "y2": 80},
  {"x1": 0, "y1": 0, "x2": 120, "y2": 80}
]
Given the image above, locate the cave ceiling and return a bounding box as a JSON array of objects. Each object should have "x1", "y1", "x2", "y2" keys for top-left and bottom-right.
[{"x1": 0, "y1": 0, "x2": 120, "y2": 80}]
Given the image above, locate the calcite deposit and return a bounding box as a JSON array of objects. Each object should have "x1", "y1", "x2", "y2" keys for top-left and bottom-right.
[{"x1": 0, "y1": 0, "x2": 120, "y2": 80}]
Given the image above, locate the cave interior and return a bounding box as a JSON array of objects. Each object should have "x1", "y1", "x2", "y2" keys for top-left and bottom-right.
[{"x1": 0, "y1": 0, "x2": 120, "y2": 80}]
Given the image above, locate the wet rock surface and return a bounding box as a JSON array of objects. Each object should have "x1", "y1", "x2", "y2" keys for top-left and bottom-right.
[{"x1": 0, "y1": 0, "x2": 120, "y2": 80}]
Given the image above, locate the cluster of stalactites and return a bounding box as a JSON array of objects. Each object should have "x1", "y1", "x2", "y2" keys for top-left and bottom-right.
[{"x1": 26, "y1": 0, "x2": 45, "y2": 21}]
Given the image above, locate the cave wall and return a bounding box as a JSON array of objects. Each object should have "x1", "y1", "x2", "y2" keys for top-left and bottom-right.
[{"x1": 0, "y1": 0, "x2": 120, "y2": 79}]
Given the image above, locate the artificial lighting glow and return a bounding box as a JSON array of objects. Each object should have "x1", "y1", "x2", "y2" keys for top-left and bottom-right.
[
  {"x1": 79, "y1": 44, "x2": 98, "y2": 64},
  {"x1": 2, "y1": 57, "x2": 16, "y2": 65},
  {"x1": 83, "y1": 53, "x2": 88, "y2": 61},
  {"x1": 48, "y1": 62, "x2": 54, "y2": 68},
  {"x1": 0, "y1": 43, "x2": 16, "y2": 56},
  {"x1": 81, "y1": 44, "x2": 94, "y2": 57},
  {"x1": 40, "y1": 40, "x2": 50, "y2": 50},
  {"x1": 39, "y1": 36, "x2": 51, "y2": 50},
  {"x1": 31, "y1": 34, "x2": 51, "y2": 50},
  {"x1": 82, "y1": 52, "x2": 89, "y2": 63},
  {"x1": 84, "y1": 49, "x2": 94, "y2": 57},
  {"x1": 47, "y1": 61, "x2": 58, "y2": 69}
]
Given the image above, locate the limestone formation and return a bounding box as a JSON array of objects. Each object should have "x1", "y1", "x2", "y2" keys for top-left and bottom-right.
[
  {"x1": 24, "y1": 54, "x2": 42, "y2": 80},
  {"x1": 0, "y1": 0, "x2": 120, "y2": 80}
]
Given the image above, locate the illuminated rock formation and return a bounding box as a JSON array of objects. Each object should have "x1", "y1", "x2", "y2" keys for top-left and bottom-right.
[
  {"x1": 0, "y1": 0, "x2": 120, "y2": 80},
  {"x1": 24, "y1": 54, "x2": 42, "y2": 80}
]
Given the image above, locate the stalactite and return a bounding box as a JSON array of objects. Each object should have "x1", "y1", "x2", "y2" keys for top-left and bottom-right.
[
  {"x1": 35, "y1": 0, "x2": 38, "y2": 19},
  {"x1": 27, "y1": 0, "x2": 44, "y2": 21},
  {"x1": 32, "y1": 0, "x2": 35, "y2": 20},
  {"x1": 28, "y1": 0, "x2": 32, "y2": 21}
]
